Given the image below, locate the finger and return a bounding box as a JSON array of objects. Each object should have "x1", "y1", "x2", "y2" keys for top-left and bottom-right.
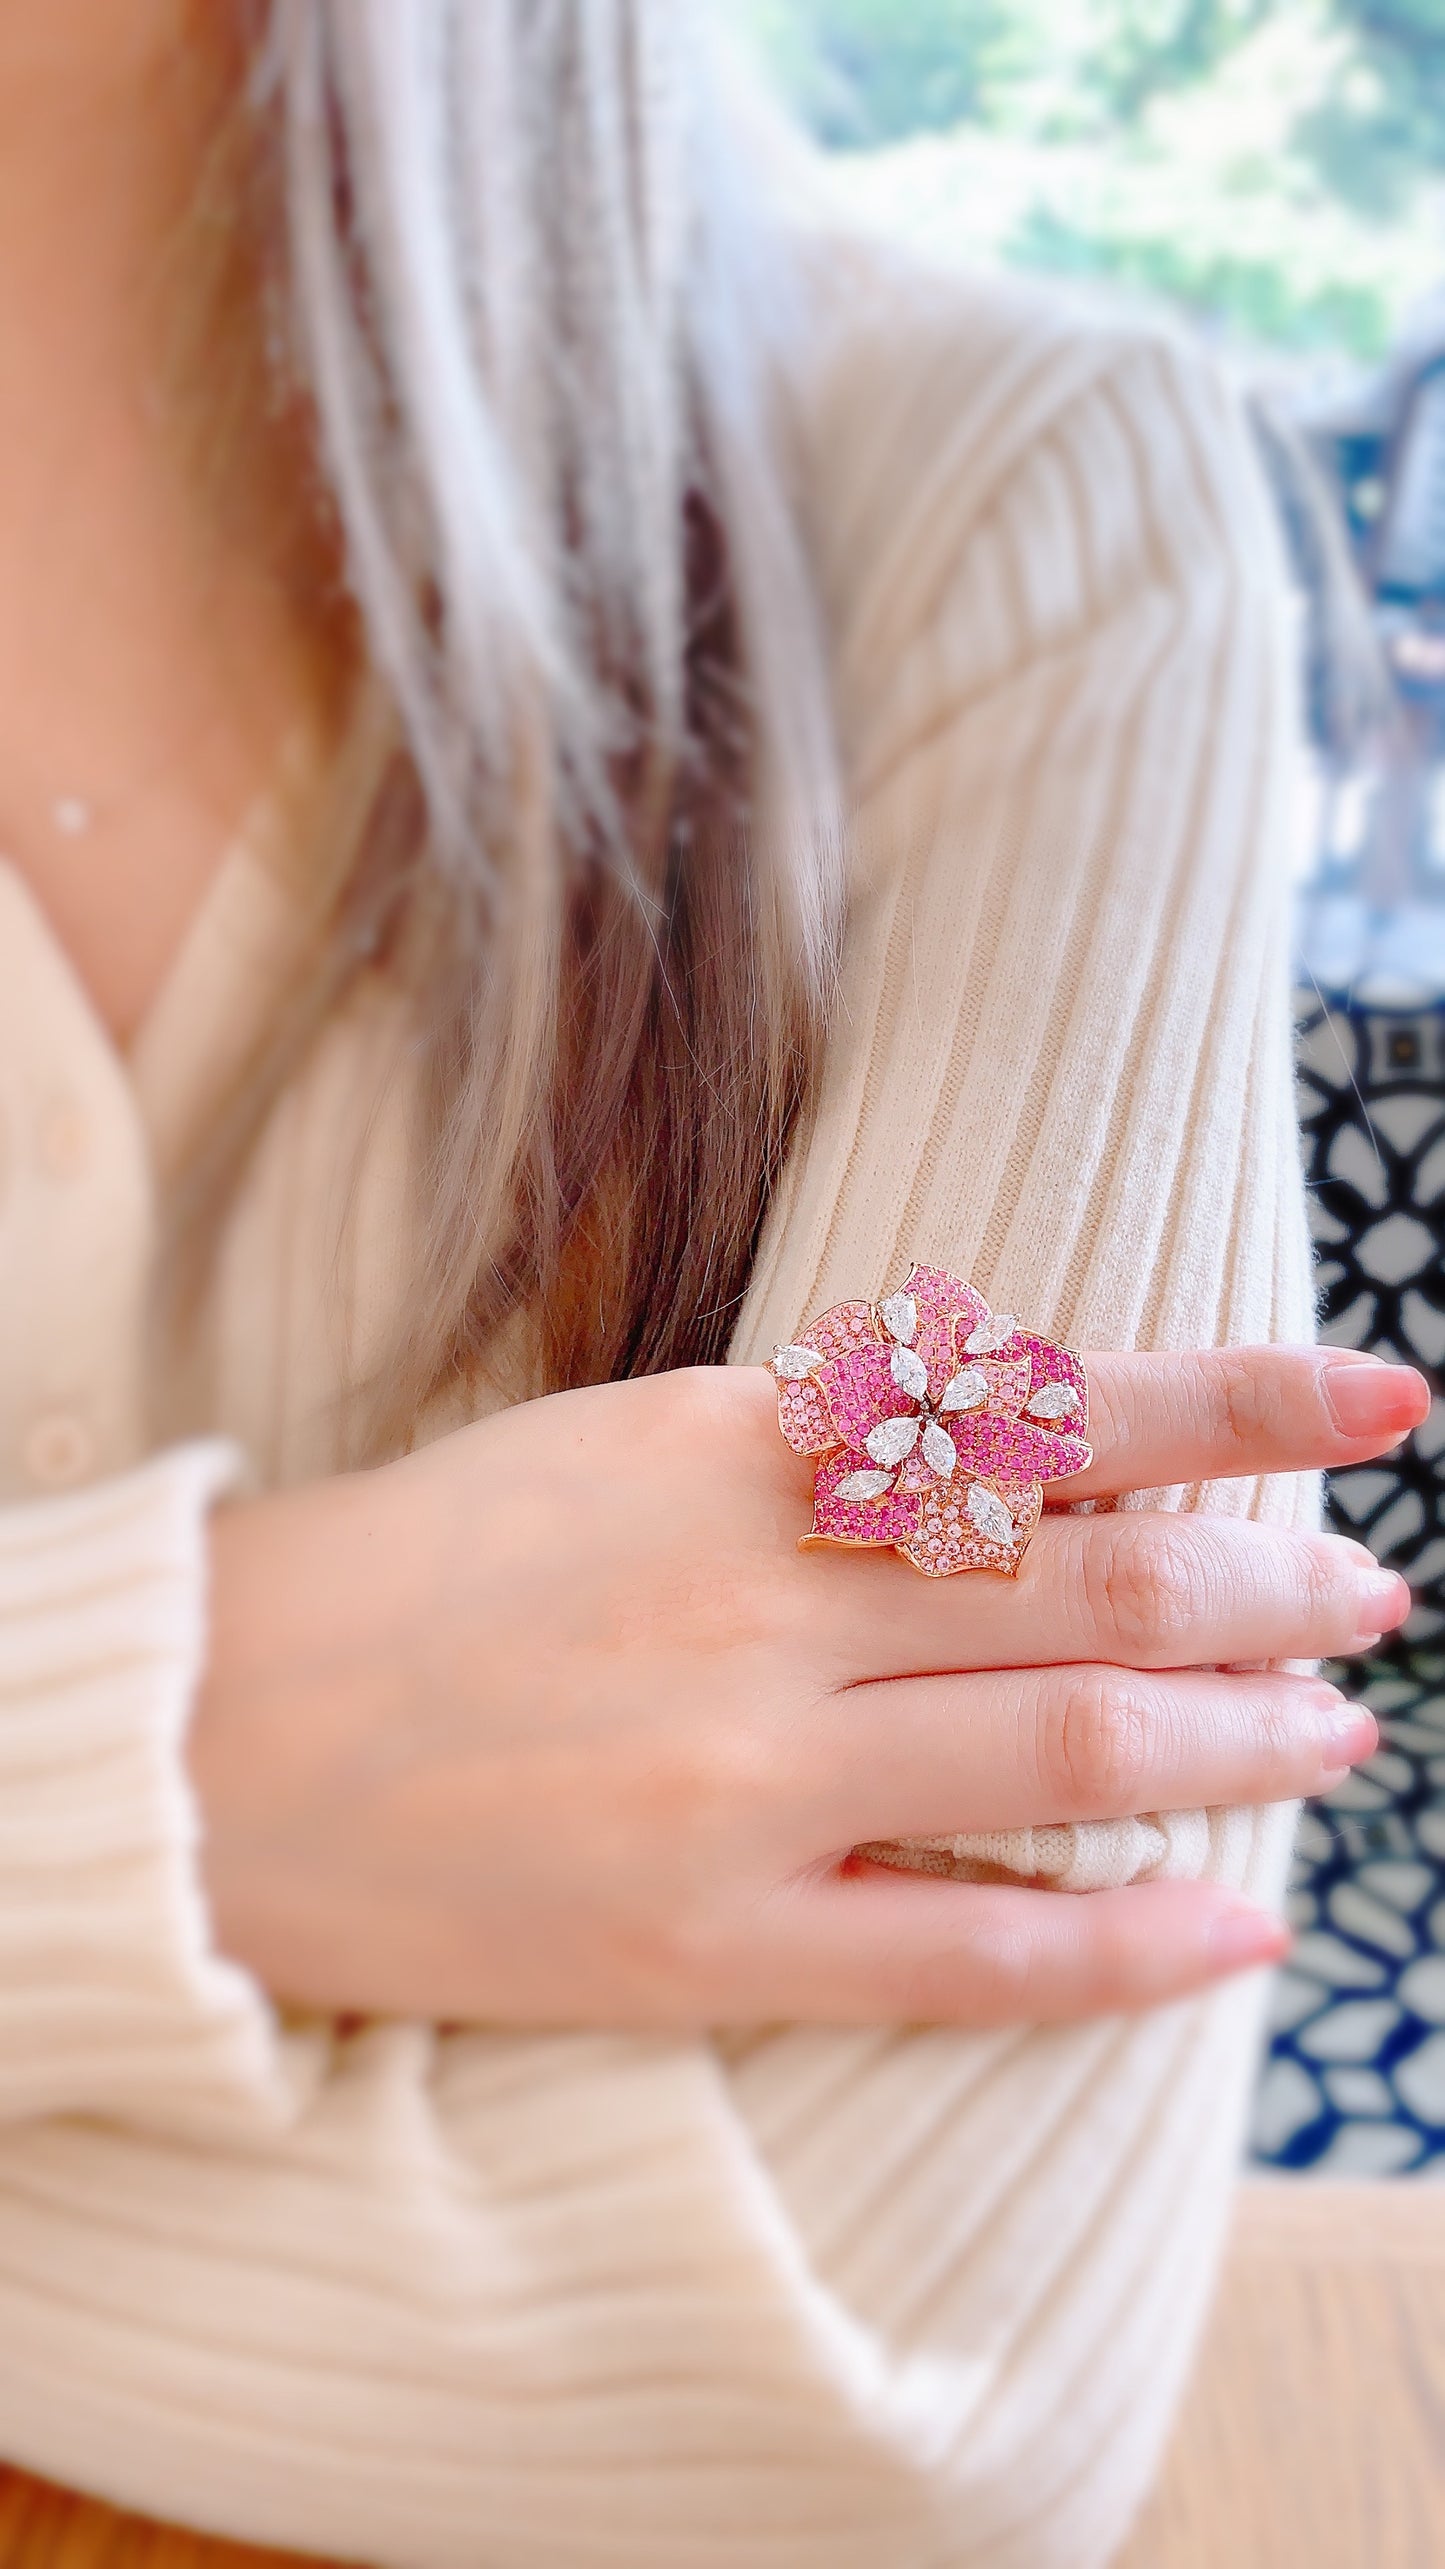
[
  {"x1": 805, "y1": 1664, "x2": 1377, "y2": 1847},
  {"x1": 1055, "y1": 1345, "x2": 1430, "y2": 1503},
  {"x1": 827, "y1": 1508, "x2": 1411, "y2": 1682},
  {"x1": 737, "y1": 1870, "x2": 1289, "y2": 2028}
]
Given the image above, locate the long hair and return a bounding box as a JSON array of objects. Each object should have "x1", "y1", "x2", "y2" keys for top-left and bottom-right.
[{"x1": 171, "y1": 0, "x2": 842, "y2": 1444}]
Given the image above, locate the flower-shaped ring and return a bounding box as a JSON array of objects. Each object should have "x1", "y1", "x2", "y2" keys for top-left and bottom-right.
[{"x1": 771, "y1": 1263, "x2": 1092, "y2": 1577}]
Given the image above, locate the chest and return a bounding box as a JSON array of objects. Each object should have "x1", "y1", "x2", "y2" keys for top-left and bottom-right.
[{"x1": 0, "y1": 857, "x2": 460, "y2": 1505}]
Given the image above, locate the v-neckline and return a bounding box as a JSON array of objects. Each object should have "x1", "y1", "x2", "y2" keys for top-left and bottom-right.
[
  {"x1": 125, "y1": 729, "x2": 322, "y2": 1185},
  {"x1": 0, "y1": 722, "x2": 323, "y2": 1189}
]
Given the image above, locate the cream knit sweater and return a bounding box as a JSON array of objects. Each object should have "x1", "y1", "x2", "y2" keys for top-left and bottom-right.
[{"x1": 0, "y1": 250, "x2": 1314, "y2": 2568}]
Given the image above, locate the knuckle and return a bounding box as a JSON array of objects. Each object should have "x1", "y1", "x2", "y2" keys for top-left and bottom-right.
[
  {"x1": 605, "y1": 1726, "x2": 774, "y2": 2005},
  {"x1": 1046, "y1": 1668, "x2": 1152, "y2": 1816},
  {"x1": 613, "y1": 1882, "x2": 737, "y2": 2017},
  {"x1": 648, "y1": 1363, "x2": 767, "y2": 1460},
  {"x1": 1213, "y1": 1347, "x2": 1285, "y2": 1452},
  {"x1": 649, "y1": 1884, "x2": 735, "y2": 2005},
  {"x1": 1089, "y1": 1516, "x2": 1202, "y2": 1661},
  {"x1": 956, "y1": 1912, "x2": 1040, "y2": 2018},
  {"x1": 1202, "y1": 1669, "x2": 1295, "y2": 1779},
  {"x1": 661, "y1": 1364, "x2": 808, "y2": 1556},
  {"x1": 1085, "y1": 1900, "x2": 1152, "y2": 2002},
  {"x1": 652, "y1": 1363, "x2": 735, "y2": 1443},
  {"x1": 898, "y1": 1913, "x2": 1035, "y2": 2023},
  {"x1": 1299, "y1": 1531, "x2": 1363, "y2": 1636},
  {"x1": 682, "y1": 1715, "x2": 778, "y2": 1838},
  {"x1": 623, "y1": 1712, "x2": 773, "y2": 1869},
  {"x1": 1082, "y1": 1362, "x2": 1127, "y2": 1462},
  {"x1": 623, "y1": 1368, "x2": 710, "y2": 1494},
  {"x1": 1251, "y1": 1678, "x2": 1311, "y2": 1771}
]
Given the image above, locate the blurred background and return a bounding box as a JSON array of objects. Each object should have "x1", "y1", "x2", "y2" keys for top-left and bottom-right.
[
  {"x1": 746, "y1": 0, "x2": 1438, "y2": 366},
  {"x1": 747, "y1": 0, "x2": 1445, "y2": 2177}
]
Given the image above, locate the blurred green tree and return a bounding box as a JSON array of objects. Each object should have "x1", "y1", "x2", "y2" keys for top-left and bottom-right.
[
  {"x1": 1306, "y1": 2, "x2": 1445, "y2": 215},
  {"x1": 747, "y1": 0, "x2": 1445, "y2": 163},
  {"x1": 741, "y1": 0, "x2": 1004, "y2": 147},
  {"x1": 747, "y1": 0, "x2": 1283, "y2": 146},
  {"x1": 744, "y1": 0, "x2": 1445, "y2": 359}
]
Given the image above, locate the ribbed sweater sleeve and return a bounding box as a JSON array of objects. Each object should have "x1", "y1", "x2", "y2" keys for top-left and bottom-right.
[
  {"x1": 0, "y1": 1445, "x2": 317, "y2": 2137},
  {"x1": 724, "y1": 275, "x2": 1316, "y2": 2564}
]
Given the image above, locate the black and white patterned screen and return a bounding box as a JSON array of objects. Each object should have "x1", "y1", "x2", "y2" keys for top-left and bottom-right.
[
  {"x1": 1252, "y1": 995, "x2": 1445, "y2": 2173},
  {"x1": 1298, "y1": 995, "x2": 1445, "y2": 1625}
]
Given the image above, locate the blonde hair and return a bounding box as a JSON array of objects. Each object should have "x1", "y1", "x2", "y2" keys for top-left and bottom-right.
[{"x1": 177, "y1": 0, "x2": 842, "y2": 1440}]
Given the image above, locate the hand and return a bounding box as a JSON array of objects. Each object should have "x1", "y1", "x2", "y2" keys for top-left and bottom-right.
[{"x1": 187, "y1": 1345, "x2": 1425, "y2": 2031}]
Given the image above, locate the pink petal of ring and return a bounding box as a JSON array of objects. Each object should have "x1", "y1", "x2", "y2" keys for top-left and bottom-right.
[{"x1": 804, "y1": 1447, "x2": 922, "y2": 1550}]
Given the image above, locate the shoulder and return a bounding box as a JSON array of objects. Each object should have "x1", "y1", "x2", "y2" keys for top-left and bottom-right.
[
  {"x1": 790, "y1": 225, "x2": 1273, "y2": 579},
  {"x1": 781, "y1": 227, "x2": 1288, "y2": 793}
]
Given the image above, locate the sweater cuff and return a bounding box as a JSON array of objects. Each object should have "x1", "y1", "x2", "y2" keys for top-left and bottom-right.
[{"x1": 0, "y1": 1444, "x2": 324, "y2": 2138}]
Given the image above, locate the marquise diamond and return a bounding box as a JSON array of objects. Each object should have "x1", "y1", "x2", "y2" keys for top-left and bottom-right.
[
  {"x1": 836, "y1": 1469, "x2": 895, "y2": 1503},
  {"x1": 1026, "y1": 1380, "x2": 1080, "y2": 1421},
  {"x1": 939, "y1": 1365, "x2": 988, "y2": 1414},
  {"x1": 879, "y1": 1292, "x2": 918, "y2": 1345},
  {"x1": 966, "y1": 1483, "x2": 1015, "y2": 1544},
  {"x1": 964, "y1": 1312, "x2": 1017, "y2": 1356},
  {"x1": 890, "y1": 1344, "x2": 930, "y2": 1400},
  {"x1": 865, "y1": 1413, "x2": 921, "y2": 1467},
  {"x1": 921, "y1": 1419, "x2": 958, "y2": 1479},
  {"x1": 772, "y1": 1343, "x2": 823, "y2": 1379}
]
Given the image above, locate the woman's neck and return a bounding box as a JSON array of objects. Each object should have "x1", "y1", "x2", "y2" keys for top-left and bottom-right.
[{"x1": 0, "y1": 0, "x2": 324, "y2": 1047}]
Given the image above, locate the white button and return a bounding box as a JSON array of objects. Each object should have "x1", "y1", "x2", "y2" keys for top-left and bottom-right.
[
  {"x1": 24, "y1": 1411, "x2": 95, "y2": 1488},
  {"x1": 37, "y1": 1096, "x2": 91, "y2": 1181}
]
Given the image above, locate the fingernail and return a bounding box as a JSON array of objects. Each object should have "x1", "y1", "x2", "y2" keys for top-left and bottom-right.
[
  {"x1": 1323, "y1": 1352, "x2": 1431, "y2": 1440},
  {"x1": 1350, "y1": 1568, "x2": 1411, "y2": 1646},
  {"x1": 1316, "y1": 1700, "x2": 1378, "y2": 1784},
  {"x1": 1206, "y1": 1902, "x2": 1291, "y2": 1975},
  {"x1": 1319, "y1": 1699, "x2": 1378, "y2": 1765}
]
